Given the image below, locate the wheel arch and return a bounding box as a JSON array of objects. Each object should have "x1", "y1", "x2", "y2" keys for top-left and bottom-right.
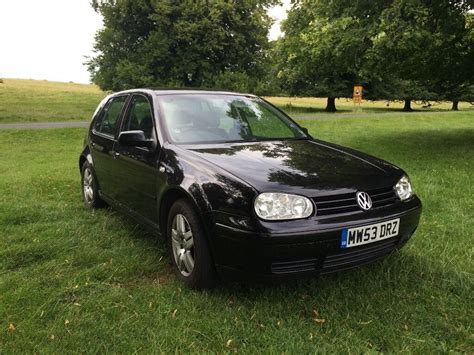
[
  {"x1": 158, "y1": 186, "x2": 213, "y2": 242},
  {"x1": 79, "y1": 148, "x2": 93, "y2": 172}
]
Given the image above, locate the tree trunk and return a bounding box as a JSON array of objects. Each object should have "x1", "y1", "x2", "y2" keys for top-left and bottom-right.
[
  {"x1": 325, "y1": 97, "x2": 337, "y2": 112},
  {"x1": 403, "y1": 99, "x2": 412, "y2": 112},
  {"x1": 451, "y1": 100, "x2": 459, "y2": 111}
]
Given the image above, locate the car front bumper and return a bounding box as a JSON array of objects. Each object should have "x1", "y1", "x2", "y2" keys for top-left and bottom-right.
[{"x1": 210, "y1": 196, "x2": 422, "y2": 281}]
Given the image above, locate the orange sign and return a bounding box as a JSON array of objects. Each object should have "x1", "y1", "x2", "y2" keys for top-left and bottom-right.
[{"x1": 353, "y1": 85, "x2": 363, "y2": 104}]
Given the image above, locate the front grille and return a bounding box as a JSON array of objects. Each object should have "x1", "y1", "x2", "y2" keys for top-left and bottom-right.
[
  {"x1": 370, "y1": 187, "x2": 399, "y2": 208},
  {"x1": 271, "y1": 258, "x2": 320, "y2": 274},
  {"x1": 313, "y1": 186, "x2": 398, "y2": 216},
  {"x1": 321, "y1": 238, "x2": 398, "y2": 274}
]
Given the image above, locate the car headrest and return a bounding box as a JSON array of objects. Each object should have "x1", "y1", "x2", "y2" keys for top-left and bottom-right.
[
  {"x1": 139, "y1": 114, "x2": 153, "y2": 138},
  {"x1": 169, "y1": 110, "x2": 194, "y2": 127},
  {"x1": 128, "y1": 112, "x2": 140, "y2": 131},
  {"x1": 193, "y1": 111, "x2": 220, "y2": 129}
]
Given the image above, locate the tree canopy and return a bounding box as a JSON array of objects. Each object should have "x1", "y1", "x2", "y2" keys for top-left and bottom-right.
[
  {"x1": 275, "y1": 0, "x2": 474, "y2": 111},
  {"x1": 87, "y1": 0, "x2": 279, "y2": 92}
]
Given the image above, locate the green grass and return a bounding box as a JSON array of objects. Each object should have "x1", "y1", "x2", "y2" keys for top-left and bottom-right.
[
  {"x1": 1, "y1": 112, "x2": 473, "y2": 352},
  {"x1": 0, "y1": 79, "x2": 106, "y2": 123}
]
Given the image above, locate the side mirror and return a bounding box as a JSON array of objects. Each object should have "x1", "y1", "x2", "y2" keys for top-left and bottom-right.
[{"x1": 118, "y1": 130, "x2": 153, "y2": 148}]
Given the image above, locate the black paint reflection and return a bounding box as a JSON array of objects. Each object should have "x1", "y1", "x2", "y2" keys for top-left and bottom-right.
[{"x1": 187, "y1": 140, "x2": 397, "y2": 194}]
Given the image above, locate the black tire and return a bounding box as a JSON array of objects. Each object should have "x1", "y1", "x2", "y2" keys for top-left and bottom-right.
[
  {"x1": 167, "y1": 199, "x2": 217, "y2": 289},
  {"x1": 80, "y1": 161, "x2": 106, "y2": 209}
]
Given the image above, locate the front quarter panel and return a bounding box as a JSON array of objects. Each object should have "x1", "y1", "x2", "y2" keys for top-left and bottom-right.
[{"x1": 159, "y1": 145, "x2": 258, "y2": 229}]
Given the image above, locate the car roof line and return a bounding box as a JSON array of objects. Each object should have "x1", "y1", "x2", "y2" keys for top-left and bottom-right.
[{"x1": 105, "y1": 88, "x2": 256, "y2": 97}]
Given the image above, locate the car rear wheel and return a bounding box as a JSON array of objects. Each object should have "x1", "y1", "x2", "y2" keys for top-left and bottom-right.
[
  {"x1": 167, "y1": 199, "x2": 217, "y2": 289},
  {"x1": 81, "y1": 161, "x2": 106, "y2": 209}
]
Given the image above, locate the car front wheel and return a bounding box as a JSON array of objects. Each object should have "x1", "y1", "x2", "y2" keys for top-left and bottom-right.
[{"x1": 167, "y1": 199, "x2": 217, "y2": 289}]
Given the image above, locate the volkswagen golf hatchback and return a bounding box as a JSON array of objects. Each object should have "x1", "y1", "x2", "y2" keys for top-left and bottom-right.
[{"x1": 79, "y1": 89, "x2": 422, "y2": 289}]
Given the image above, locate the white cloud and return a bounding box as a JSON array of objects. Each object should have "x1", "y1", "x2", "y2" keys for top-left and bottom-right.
[{"x1": 0, "y1": 0, "x2": 291, "y2": 83}]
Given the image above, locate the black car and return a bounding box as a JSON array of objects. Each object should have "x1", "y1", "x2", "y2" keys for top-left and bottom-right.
[{"x1": 79, "y1": 89, "x2": 422, "y2": 289}]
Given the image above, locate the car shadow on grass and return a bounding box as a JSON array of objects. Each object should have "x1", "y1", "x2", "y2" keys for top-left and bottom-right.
[{"x1": 365, "y1": 128, "x2": 474, "y2": 151}]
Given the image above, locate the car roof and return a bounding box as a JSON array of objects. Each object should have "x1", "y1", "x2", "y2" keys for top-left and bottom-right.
[{"x1": 109, "y1": 88, "x2": 256, "y2": 97}]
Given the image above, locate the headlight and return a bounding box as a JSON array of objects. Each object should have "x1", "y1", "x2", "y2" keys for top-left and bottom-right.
[
  {"x1": 394, "y1": 175, "x2": 413, "y2": 201},
  {"x1": 254, "y1": 193, "x2": 314, "y2": 220}
]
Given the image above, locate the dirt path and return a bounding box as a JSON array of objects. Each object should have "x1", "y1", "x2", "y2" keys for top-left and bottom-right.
[{"x1": 0, "y1": 121, "x2": 89, "y2": 129}]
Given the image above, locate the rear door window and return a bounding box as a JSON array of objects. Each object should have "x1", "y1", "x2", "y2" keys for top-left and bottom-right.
[{"x1": 94, "y1": 96, "x2": 128, "y2": 137}]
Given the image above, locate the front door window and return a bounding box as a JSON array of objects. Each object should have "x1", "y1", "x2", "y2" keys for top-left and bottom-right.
[{"x1": 121, "y1": 95, "x2": 154, "y2": 139}]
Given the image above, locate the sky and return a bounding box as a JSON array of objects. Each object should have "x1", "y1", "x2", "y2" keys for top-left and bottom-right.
[
  {"x1": 268, "y1": 0, "x2": 292, "y2": 41},
  {"x1": 0, "y1": 0, "x2": 291, "y2": 84}
]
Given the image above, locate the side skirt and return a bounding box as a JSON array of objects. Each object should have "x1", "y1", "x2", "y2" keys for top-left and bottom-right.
[{"x1": 98, "y1": 191, "x2": 162, "y2": 237}]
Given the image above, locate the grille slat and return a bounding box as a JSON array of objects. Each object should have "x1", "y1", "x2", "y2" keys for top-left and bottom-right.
[
  {"x1": 372, "y1": 191, "x2": 394, "y2": 197},
  {"x1": 314, "y1": 187, "x2": 398, "y2": 216},
  {"x1": 316, "y1": 196, "x2": 355, "y2": 205},
  {"x1": 372, "y1": 197, "x2": 397, "y2": 207},
  {"x1": 271, "y1": 258, "x2": 319, "y2": 274},
  {"x1": 318, "y1": 204, "x2": 359, "y2": 212}
]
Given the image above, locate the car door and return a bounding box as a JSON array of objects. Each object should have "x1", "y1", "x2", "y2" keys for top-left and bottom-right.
[
  {"x1": 89, "y1": 95, "x2": 129, "y2": 199},
  {"x1": 112, "y1": 94, "x2": 160, "y2": 222}
]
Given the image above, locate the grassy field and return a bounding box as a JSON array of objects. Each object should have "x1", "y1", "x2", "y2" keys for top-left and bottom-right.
[
  {"x1": 0, "y1": 79, "x2": 105, "y2": 123},
  {"x1": 1, "y1": 112, "x2": 472, "y2": 352},
  {"x1": 1, "y1": 78, "x2": 473, "y2": 123}
]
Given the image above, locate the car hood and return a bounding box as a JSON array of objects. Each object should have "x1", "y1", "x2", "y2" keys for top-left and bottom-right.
[{"x1": 185, "y1": 139, "x2": 401, "y2": 196}]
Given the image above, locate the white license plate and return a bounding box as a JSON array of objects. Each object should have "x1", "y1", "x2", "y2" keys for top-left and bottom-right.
[{"x1": 340, "y1": 218, "x2": 400, "y2": 249}]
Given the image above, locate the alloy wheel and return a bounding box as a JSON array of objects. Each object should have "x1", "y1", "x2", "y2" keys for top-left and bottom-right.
[{"x1": 171, "y1": 213, "x2": 195, "y2": 276}]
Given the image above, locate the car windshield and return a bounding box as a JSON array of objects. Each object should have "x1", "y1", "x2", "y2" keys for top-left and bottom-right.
[{"x1": 157, "y1": 94, "x2": 308, "y2": 144}]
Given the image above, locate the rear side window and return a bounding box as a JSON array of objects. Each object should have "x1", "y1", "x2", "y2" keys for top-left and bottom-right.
[
  {"x1": 121, "y1": 95, "x2": 154, "y2": 139},
  {"x1": 94, "y1": 96, "x2": 127, "y2": 137}
]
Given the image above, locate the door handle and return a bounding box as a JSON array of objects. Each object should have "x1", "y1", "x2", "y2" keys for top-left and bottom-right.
[{"x1": 113, "y1": 152, "x2": 120, "y2": 159}]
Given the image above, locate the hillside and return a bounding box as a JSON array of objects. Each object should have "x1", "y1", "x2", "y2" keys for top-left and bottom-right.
[{"x1": 0, "y1": 79, "x2": 106, "y2": 123}]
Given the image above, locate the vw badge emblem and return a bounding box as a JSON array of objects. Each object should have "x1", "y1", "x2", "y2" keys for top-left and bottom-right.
[{"x1": 356, "y1": 191, "x2": 372, "y2": 210}]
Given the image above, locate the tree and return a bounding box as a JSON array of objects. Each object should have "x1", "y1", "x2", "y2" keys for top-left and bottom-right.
[
  {"x1": 276, "y1": 0, "x2": 389, "y2": 112},
  {"x1": 87, "y1": 0, "x2": 279, "y2": 91},
  {"x1": 366, "y1": 0, "x2": 473, "y2": 111},
  {"x1": 428, "y1": 11, "x2": 474, "y2": 110}
]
